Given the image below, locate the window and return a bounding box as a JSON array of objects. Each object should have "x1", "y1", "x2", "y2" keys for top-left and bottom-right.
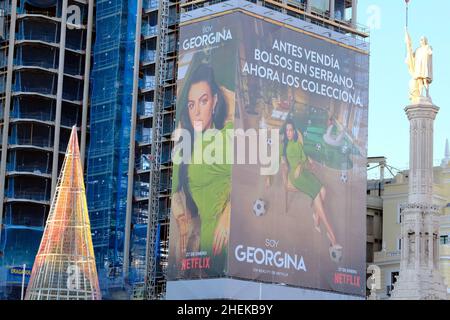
[
  {"x1": 397, "y1": 238, "x2": 402, "y2": 251},
  {"x1": 387, "y1": 271, "x2": 399, "y2": 297},
  {"x1": 310, "y1": 0, "x2": 329, "y2": 13},
  {"x1": 397, "y1": 204, "x2": 403, "y2": 224},
  {"x1": 367, "y1": 215, "x2": 374, "y2": 236},
  {"x1": 440, "y1": 235, "x2": 449, "y2": 245},
  {"x1": 366, "y1": 242, "x2": 374, "y2": 263}
]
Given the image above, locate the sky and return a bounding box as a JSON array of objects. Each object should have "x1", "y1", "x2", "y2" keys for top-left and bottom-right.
[{"x1": 357, "y1": 0, "x2": 449, "y2": 176}]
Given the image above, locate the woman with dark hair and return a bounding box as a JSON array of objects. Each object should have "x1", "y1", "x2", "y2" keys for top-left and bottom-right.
[
  {"x1": 281, "y1": 118, "x2": 342, "y2": 262},
  {"x1": 171, "y1": 63, "x2": 233, "y2": 275}
]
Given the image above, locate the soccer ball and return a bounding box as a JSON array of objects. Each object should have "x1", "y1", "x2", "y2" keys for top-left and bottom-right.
[
  {"x1": 315, "y1": 143, "x2": 322, "y2": 151},
  {"x1": 252, "y1": 199, "x2": 266, "y2": 217},
  {"x1": 340, "y1": 171, "x2": 348, "y2": 183},
  {"x1": 329, "y1": 245, "x2": 343, "y2": 263}
]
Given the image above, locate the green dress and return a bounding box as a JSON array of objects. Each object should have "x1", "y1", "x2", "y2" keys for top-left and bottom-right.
[
  {"x1": 172, "y1": 122, "x2": 233, "y2": 275},
  {"x1": 283, "y1": 139, "x2": 322, "y2": 200}
]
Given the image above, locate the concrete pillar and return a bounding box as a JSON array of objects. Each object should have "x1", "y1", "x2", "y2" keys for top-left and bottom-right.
[
  {"x1": 306, "y1": 0, "x2": 312, "y2": 13},
  {"x1": 124, "y1": 0, "x2": 143, "y2": 278},
  {"x1": 351, "y1": 0, "x2": 357, "y2": 27},
  {"x1": 329, "y1": 0, "x2": 335, "y2": 20},
  {"x1": 51, "y1": 0, "x2": 69, "y2": 198},
  {"x1": 80, "y1": 0, "x2": 95, "y2": 170},
  {"x1": 0, "y1": 0, "x2": 18, "y2": 242}
]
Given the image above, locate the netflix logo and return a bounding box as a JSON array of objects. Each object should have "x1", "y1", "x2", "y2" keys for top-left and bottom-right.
[
  {"x1": 334, "y1": 272, "x2": 361, "y2": 287},
  {"x1": 181, "y1": 257, "x2": 211, "y2": 271}
]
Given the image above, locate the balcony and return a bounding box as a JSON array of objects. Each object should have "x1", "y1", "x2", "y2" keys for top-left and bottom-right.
[
  {"x1": 143, "y1": 0, "x2": 159, "y2": 11},
  {"x1": 286, "y1": 0, "x2": 306, "y2": 11},
  {"x1": 13, "y1": 83, "x2": 55, "y2": 97},
  {"x1": 9, "y1": 136, "x2": 53, "y2": 149},
  {"x1": 159, "y1": 180, "x2": 172, "y2": 193},
  {"x1": 367, "y1": 195, "x2": 383, "y2": 210},
  {"x1": 168, "y1": 14, "x2": 178, "y2": 26},
  {"x1": 139, "y1": 75, "x2": 156, "y2": 91},
  {"x1": 5, "y1": 189, "x2": 50, "y2": 202},
  {"x1": 138, "y1": 101, "x2": 153, "y2": 118},
  {"x1": 136, "y1": 128, "x2": 152, "y2": 145},
  {"x1": 162, "y1": 119, "x2": 174, "y2": 136},
  {"x1": 0, "y1": 54, "x2": 7, "y2": 68},
  {"x1": 10, "y1": 109, "x2": 53, "y2": 123},
  {"x1": 132, "y1": 208, "x2": 149, "y2": 225},
  {"x1": 136, "y1": 154, "x2": 151, "y2": 172},
  {"x1": 6, "y1": 162, "x2": 51, "y2": 177},
  {"x1": 14, "y1": 52, "x2": 57, "y2": 71},
  {"x1": 0, "y1": 76, "x2": 6, "y2": 94},
  {"x1": 141, "y1": 50, "x2": 156, "y2": 64},
  {"x1": 13, "y1": 71, "x2": 57, "y2": 97},
  {"x1": 65, "y1": 28, "x2": 86, "y2": 52},
  {"x1": 166, "y1": 41, "x2": 177, "y2": 54},
  {"x1": 134, "y1": 182, "x2": 149, "y2": 200},
  {"x1": 61, "y1": 114, "x2": 80, "y2": 128},
  {"x1": 4, "y1": 202, "x2": 47, "y2": 228},
  {"x1": 62, "y1": 78, "x2": 83, "y2": 101},
  {"x1": 374, "y1": 250, "x2": 401, "y2": 265},
  {"x1": 16, "y1": 25, "x2": 59, "y2": 45},
  {"x1": 159, "y1": 206, "x2": 170, "y2": 220},
  {"x1": 141, "y1": 25, "x2": 158, "y2": 38},
  {"x1": 14, "y1": 59, "x2": 58, "y2": 71},
  {"x1": 161, "y1": 154, "x2": 171, "y2": 165},
  {"x1": 19, "y1": 2, "x2": 58, "y2": 18},
  {"x1": 163, "y1": 96, "x2": 176, "y2": 109}
]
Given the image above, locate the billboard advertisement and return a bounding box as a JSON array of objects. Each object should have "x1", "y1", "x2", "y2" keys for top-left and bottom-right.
[{"x1": 168, "y1": 11, "x2": 368, "y2": 297}]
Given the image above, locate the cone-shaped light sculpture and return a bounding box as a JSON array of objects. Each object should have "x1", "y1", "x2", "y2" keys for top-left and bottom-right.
[{"x1": 25, "y1": 126, "x2": 101, "y2": 300}]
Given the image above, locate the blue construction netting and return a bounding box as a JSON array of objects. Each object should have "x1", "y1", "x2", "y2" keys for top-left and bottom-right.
[{"x1": 86, "y1": 0, "x2": 137, "y2": 298}]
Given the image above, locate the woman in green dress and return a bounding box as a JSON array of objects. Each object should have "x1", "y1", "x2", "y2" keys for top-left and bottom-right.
[
  {"x1": 171, "y1": 64, "x2": 232, "y2": 276},
  {"x1": 281, "y1": 119, "x2": 342, "y2": 261}
]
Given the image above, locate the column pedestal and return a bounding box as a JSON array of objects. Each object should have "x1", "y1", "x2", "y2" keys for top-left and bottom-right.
[{"x1": 391, "y1": 101, "x2": 447, "y2": 300}]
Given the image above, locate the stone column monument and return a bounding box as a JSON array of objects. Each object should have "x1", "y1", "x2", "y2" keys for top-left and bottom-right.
[{"x1": 390, "y1": 29, "x2": 447, "y2": 300}]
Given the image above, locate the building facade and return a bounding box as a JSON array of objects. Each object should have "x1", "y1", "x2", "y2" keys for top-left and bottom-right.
[
  {"x1": 373, "y1": 147, "x2": 450, "y2": 299},
  {"x1": 0, "y1": 0, "x2": 93, "y2": 299},
  {"x1": 366, "y1": 157, "x2": 387, "y2": 265}
]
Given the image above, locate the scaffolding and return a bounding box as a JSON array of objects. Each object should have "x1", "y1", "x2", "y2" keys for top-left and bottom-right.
[
  {"x1": 25, "y1": 126, "x2": 101, "y2": 300},
  {"x1": 127, "y1": 0, "x2": 179, "y2": 300}
]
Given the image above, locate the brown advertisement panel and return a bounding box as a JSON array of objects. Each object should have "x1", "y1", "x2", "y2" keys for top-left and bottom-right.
[{"x1": 168, "y1": 11, "x2": 369, "y2": 297}]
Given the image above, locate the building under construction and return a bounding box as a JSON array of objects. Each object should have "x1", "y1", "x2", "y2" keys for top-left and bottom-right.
[
  {"x1": 0, "y1": 0, "x2": 93, "y2": 299},
  {"x1": 0, "y1": 0, "x2": 368, "y2": 300}
]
